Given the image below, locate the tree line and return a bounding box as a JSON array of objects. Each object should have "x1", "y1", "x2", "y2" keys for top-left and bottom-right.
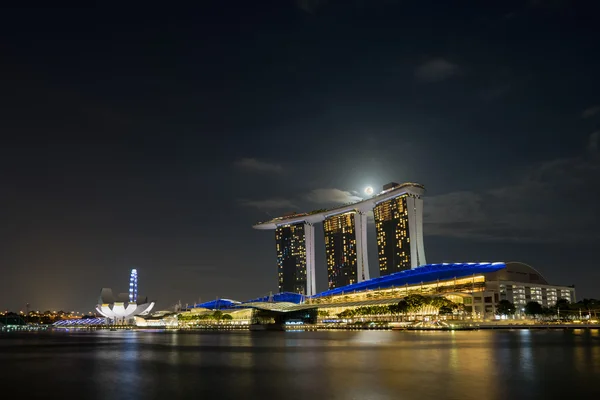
[
  {"x1": 496, "y1": 298, "x2": 600, "y2": 318},
  {"x1": 332, "y1": 294, "x2": 462, "y2": 319},
  {"x1": 178, "y1": 310, "x2": 234, "y2": 322}
]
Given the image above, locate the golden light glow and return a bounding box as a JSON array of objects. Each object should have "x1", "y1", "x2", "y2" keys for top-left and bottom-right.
[
  {"x1": 324, "y1": 212, "x2": 357, "y2": 289},
  {"x1": 275, "y1": 223, "x2": 307, "y2": 294},
  {"x1": 374, "y1": 195, "x2": 410, "y2": 275},
  {"x1": 309, "y1": 275, "x2": 487, "y2": 305}
]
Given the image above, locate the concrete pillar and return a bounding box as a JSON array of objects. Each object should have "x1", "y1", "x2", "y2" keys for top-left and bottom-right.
[
  {"x1": 304, "y1": 222, "x2": 316, "y2": 297},
  {"x1": 406, "y1": 196, "x2": 426, "y2": 268},
  {"x1": 414, "y1": 197, "x2": 426, "y2": 266},
  {"x1": 354, "y1": 211, "x2": 370, "y2": 282}
]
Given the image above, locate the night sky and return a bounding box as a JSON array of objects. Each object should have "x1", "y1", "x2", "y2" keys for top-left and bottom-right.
[{"x1": 2, "y1": 1, "x2": 599, "y2": 312}]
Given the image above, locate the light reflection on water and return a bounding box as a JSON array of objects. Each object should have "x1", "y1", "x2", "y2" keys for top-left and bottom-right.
[{"x1": 1, "y1": 330, "x2": 600, "y2": 399}]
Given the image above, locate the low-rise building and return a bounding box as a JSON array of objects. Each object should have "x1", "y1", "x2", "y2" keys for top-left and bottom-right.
[
  {"x1": 306, "y1": 261, "x2": 574, "y2": 320},
  {"x1": 186, "y1": 262, "x2": 574, "y2": 324}
]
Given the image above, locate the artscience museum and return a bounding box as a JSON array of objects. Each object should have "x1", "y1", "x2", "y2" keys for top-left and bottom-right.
[{"x1": 95, "y1": 269, "x2": 155, "y2": 324}]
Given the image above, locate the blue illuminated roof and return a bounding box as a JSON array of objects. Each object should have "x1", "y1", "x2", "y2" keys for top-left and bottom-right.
[
  {"x1": 192, "y1": 299, "x2": 241, "y2": 310},
  {"x1": 242, "y1": 292, "x2": 305, "y2": 304},
  {"x1": 191, "y1": 293, "x2": 306, "y2": 310},
  {"x1": 312, "y1": 262, "x2": 506, "y2": 298}
]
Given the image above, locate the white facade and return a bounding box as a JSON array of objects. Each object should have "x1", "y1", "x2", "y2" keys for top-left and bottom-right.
[
  {"x1": 354, "y1": 210, "x2": 370, "y2": 282},
  {"x1": 497, "y1": 283, "x2": 574, "y2": 309},
  {"x1": 473, "y1": 262, "x2": 576, "y2": 318},
  {"x1": 304, "y1": 222, "x2": 316, "y2": 296},
  {"x1": 465, "y1": 282, "x2": 575, "y2": 319},
  {"x1": 405, "y1": 195, "x2": 427, "y2": 268},
  {"x1": 96, "y1": 301, "x2": 155, "y2": 322}
]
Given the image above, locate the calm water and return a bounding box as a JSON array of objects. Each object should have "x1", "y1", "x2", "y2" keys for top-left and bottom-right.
[{"x1": 2, "y1": 329, "x2": 600, "y2": 399}]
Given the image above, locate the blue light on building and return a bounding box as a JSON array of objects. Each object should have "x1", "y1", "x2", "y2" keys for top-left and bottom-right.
[{"x1": 311, "y1": 262, "x2": 506, "y2": 298}]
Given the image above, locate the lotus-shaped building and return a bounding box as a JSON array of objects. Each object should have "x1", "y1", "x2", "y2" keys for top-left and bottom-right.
[{"x1": 95, "y1": 269, "x2": 155, "y2": 323}]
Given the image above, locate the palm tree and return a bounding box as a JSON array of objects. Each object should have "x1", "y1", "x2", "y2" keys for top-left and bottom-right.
[
  {"x1": 524, "y1": 301, "x2": 543, "y2": 317},
  {"x1": 404, "y1": 294, "x2": 426, "y2": 312},
  {"x1": 212, "y1": 310, "x2": 224, "y2": 321},
  {"x1": 497, "y1": 300, "x2": 516, "y2": 316},
  {"x1": 396, "y1": 300, "x2": 409, "y2": 321}
]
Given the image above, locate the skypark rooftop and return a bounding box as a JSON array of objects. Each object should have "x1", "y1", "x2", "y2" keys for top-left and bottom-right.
[
  {"x1": 253, "y1": 182, "x2": 425, "y2": 229},
  {"x1": 311, "y1": 262, "x2": 506, "y2": 298}
]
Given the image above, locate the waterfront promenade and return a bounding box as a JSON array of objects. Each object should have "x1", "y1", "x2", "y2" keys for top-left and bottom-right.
[
  {"x1": 37, "y1": 320, "x2": 600, "y2": 332},
  {"x1": 2, "y1": 329, "x2": 600, "y2": 399}
]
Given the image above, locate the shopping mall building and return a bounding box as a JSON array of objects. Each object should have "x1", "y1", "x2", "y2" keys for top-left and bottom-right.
[
  {"x1": 182, "y1": 261, "x2": 575, "y2": 322},
  {"x1": 300, "y1": 261, "x2": 575, "y2": 319}
]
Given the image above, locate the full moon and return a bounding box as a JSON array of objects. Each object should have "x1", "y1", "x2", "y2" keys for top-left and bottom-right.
[{"x1": 364, "y1": 186, "x2": 374, "y2": 196}]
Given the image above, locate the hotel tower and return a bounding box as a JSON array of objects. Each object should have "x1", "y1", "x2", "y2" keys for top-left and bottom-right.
[{"x1": 254, "y1": 182, "x2": 426, "y2": 296}]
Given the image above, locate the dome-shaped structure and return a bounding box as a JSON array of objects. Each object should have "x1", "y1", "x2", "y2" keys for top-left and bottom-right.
[{"x1": 484, "y1": 261, "x2": 549, "y2": 285}]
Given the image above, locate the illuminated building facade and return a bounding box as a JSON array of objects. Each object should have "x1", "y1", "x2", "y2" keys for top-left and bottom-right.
[
  {"x1": 324, "y1": 212, "x2": 357, "y2": 289},
  {"x1": 253, "y1": 182, "x2": 425, "y2": 296},
  {"x1": 184, "y1": 262, "x2": 576, "y2": 323},
  {"x1": 129, "y1": 269, "x2": 138, "y2": 302},
  {"x1": 374, "y1": 196, "x2": 411, "y2": 275},
  {"x1": 276, "y1": 223, "x2": 307, "y2": 294},
  {"x1": 308, "y1": 262, "x2": 576, "y2": 320}
]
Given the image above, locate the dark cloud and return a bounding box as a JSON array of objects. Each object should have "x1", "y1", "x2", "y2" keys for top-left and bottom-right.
[
  {"x1": 305, "y1": 188, "x2": 363, "y2": 204},
  {"x1": 233, "y1": 158, "x2": 284, "y2": 174},
  {"x1": 238, "y1": 198, "x2": 298, "y2": 210},
  {"x1": 295, "y1": 0, "x2": 329, "y2": 13},
  {"x1": 480, "y1": 85, "x2": 511, "y2": 101},
  {"x1": 425, "y1": 134, "x2": 600, "y2": 243},
  {"x1": 239, "y1": 188, "x2": 363, "y2": 214},
  {"x1": 582, "y1": 105, "x2": 600, "y2": 119},
  {"x1": 588, "y1": 131, "x2": 599, "y2": 154},
  {"x1": 415, "y1": 58, "x2": 460, "y2": 82}
]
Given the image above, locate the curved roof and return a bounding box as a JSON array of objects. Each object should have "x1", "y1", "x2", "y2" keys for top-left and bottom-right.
[
  {"x1": 192, "y1": 299, "x2": 241, "y2": 310},
  {"x1": 243, "y1": 292, "x2": 305, "y2": 304},
  {"x1": 191, "y1": 293, "x2": 306, "y2": 310},
  {"x1": 484, "y1": 261, "x2": 549, "y2": 285},
  {"x1": 238, "y1": 302, "x2": 303, "y2": 312},
  {"x1": 311, "y1": 262, "x2": 506, "y2": 298},
  {"x1": 253, "y1": 182, "x2": 425, "y2": 229}
]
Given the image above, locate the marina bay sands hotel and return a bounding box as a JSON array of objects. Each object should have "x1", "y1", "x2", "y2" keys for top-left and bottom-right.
[{"x1": 253, "y1": 182, "x2": 427, "y2": 296}]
